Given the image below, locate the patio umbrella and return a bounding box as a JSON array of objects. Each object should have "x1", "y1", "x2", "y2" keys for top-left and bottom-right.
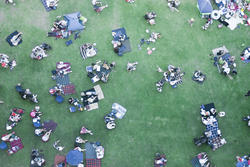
[
  {"x1": 43, "y1": 120, "x2": 57, "y2": 131},
  {"x1": 66, "y1": 150, "x2": 83, "y2": 166}
]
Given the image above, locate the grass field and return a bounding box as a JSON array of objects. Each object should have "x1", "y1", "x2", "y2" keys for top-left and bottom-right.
[{"x1": 0, "y1": 0, "x2": 249, "y2": 167}]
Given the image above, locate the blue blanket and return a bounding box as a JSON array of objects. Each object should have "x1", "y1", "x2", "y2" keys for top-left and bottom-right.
[
  {"x1": 85, "y1": 142, "x2": 97, "y2": 159},
  {"x1": 40, "y1": 0, "x2": 56, "y2": 12}
]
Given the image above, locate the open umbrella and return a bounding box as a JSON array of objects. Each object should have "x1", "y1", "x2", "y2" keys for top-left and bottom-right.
[
  {"x1": 0, "y1": 141, "x2": 7, "y2": 150},
  {"x1": 66, "y1": 150, "x2": 83, "y2": 166},
  {"x1": 43, "y1": 120, "x2": 57, "y2": 131}
]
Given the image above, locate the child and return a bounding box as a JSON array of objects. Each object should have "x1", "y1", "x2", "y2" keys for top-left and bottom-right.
[{"x1": 188, "y1": 18, "x2": 195, "y2": 27}]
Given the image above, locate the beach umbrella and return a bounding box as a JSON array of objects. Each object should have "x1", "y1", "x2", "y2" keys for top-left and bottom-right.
[{"x1": 66, "y1": 150, "x2": 83, "y2": 166}]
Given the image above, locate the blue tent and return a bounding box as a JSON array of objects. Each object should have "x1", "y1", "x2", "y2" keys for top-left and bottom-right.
[
  {"x1": 197, "y1": 0, "x2": 213, "y2": 15},
  {"x1": 64, "y1": 12, "x2": 85, "y2": 31},
  {"x1": 66, "y1": 150, "x2": 83, "y2": 166}
]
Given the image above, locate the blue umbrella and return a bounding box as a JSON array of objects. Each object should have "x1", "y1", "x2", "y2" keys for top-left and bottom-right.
[
  {"x1": 0, "y1": 141, "x2": 7, "y2": 150},
  {"x1": 66, "y1": 150, "x2": 83, "y2": 166}
]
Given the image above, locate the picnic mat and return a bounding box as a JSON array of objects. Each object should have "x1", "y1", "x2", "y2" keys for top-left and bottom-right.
[
  {"x1": 120, "y1": 39, "x2": 131, "y2": 55},
  {"x1": 86, "y1": 159, "x2": 101, "y2": 167},
  {"x1": 191, "y1": 156, "x2": 202, "y2": 167},
  {"x1": 6, "y1": 31, "x2": 22, "y2": 47},
  {"x1": 94, "y1": 85, "x2": 104, "y2": 100},
  {"x1": 56, "y1": 74, "x2": 70, "y2": 85},
  {"x1": 40, "y1": 0, "x2": 53, "y2": 12},
  {"x1": 85, "y1": 142, "x2": 97, "y2": 159},
  {"x1": 112, "y1": 28, "x2": 128, "y2": 41},
  {"x1": 62, "y1": 84, "x2": 76, "y2": 95},
  {"x1": 9, "y1": 138, "x2": 24, "y2": 154}
]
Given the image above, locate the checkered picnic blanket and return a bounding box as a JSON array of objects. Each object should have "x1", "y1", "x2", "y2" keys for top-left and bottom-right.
[
  {"x1": 9, "y1": 138, "x2": 23, "y2": 154},
  {"x1": 62, "y1": 84, "x2": 76, "y2": 95},
  {"x1": 86, "y1": 159, "x2": 101, "y2": 167},
  {"x1": 56, "y1": 74, "x2": 70, "y2": 86}
]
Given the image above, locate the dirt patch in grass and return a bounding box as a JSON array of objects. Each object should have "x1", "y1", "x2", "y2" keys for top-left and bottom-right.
[
  {"x1": 9, "y1": 7, "x2": 49, "y2": 31},
  {"x1": 0, "y1": 11, "x2": 6, "y2": 23},
  {"x1": 25, "y1": 10, "x2": 50, "y2": 31}
]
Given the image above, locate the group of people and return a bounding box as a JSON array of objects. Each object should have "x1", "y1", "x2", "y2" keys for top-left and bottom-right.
[
  {"x1": 6, "y1": 108, "x2": 24, "y2": 131},
  {"x1": 104, "y1": 103, "x2": 127, "y2": 130},
  {"x1": 111, "y1": 31, "x2": 127, "y2": 55},
  {"x1": 144, "y1": 11, "x2": 157, "y2": 25},
  {"x1": 86, "y1": 60, "x2": 115, "y2": 83},
  {"x1": 212, "y1": 47, "x2": 237, "y2": 78},
  {"x1": 1, "y1": 132, "x2": 23, "y2": 155},
  {"x1": 30, "y1": 43, "x2": 52, "y2": 60},
  {"x1": 80, "y1": 43, "x2": 97, "y2": 59},
  {"x1": 0, "y1": 53, "x2": 16, "y2": 70},
  {"x1": 200, "y1": 104, "x2": 227, "y2": 151},
  {"x1": 30, "y1": 149, "x2": 46, "y2": 167},
  {"x1": 15, "y1": 83, "x2": 38, "y2": 103},
  {"x1": 156, "y1": 65, "x2": 185, "y2": 92},
  {"x1": 127, "y1": 62, "x2": 138, "y2": 72},
  {"x1": 30, "y1": 106, "x2": 50, "y2": 142}
]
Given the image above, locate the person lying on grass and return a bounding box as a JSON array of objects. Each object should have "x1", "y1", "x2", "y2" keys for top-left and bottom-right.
[{"x1": 92, "y1": 0, "x2": 108, "y2": 13}]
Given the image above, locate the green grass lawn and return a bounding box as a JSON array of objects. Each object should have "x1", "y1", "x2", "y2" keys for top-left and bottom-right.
[{"x1": 0, "y1": 0, "x2": 249, "y2": 166}]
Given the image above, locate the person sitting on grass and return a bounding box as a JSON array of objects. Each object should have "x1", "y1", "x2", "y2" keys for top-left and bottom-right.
[
  {"x1": 147, "y1": 32, "x2": 161, "y2": 43},
  {"x1": 202, "y1": 17, "x2": 213, "y2": 30},
  {"x1": 192, "y1": 70, "x2": 206, "y2": 83},
  {"x1": 46, "y1": 0, "x2": 59, "y2": 9},
  {"x1": 144, "y1": 12, "x2": 157, "y2": 25},
  {"x1": 127, "y1": 62, "x2": 138, "y2": 72},
  {"x1": 53, "y1": 140, "x2": 64, "y2": 151},
  {"x1": 154, "y1": 153, "x2": 167, "y2": 167},
  {"x1": 167, "y1": 0, "x2": 180, "y2": 12},
  {"x1": 5, "y1": 0, "x2": 15, "y2": 5},
  {"x1": 92, "y1": 0, "x2": 108, "y2": 13}
]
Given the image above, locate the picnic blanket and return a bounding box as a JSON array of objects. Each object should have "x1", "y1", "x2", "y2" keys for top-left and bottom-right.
[
  {"x1": 212, "y1": 46, "x2": 229, "y2": 56},
  {"x1": 54, "y1": 155, "x2": 66, "y2": 167},
  {"x1": 112, "y1": 28, "x2": 128, "y2": 41},
  {"x1": 55, "y1": 74, "x2": 70, "y2": 85},
  {"x1": 225, "y1": 14, "x2": 243, "y2": 30},
  {"x1": 62, "y1": 84, "x2": 76, "y2": 95},
  {"x1": 112, "y1": 28, "x2": 131, "y2": 56},
  {"x1": 85, "y1": 142, "x2": 97, "y2": 159},
  {"x1": 94, "y1": 85, "x2": 104, "y2": 100},
  {"x1": 86, "y1": 159, "x2": 101, "y2": 167},
  {"x1": 6, "y1": 31, "x2": 22, "y2": 47},
  {"x1": 191, "y1": 156, "x2": 202, "y2": 167},
  {"x1": 9, "y1": 138, "x2": 24, "y2": 154},
  {"x1": 40, "y1": 0, "x2": 57, "y2": 12}
]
